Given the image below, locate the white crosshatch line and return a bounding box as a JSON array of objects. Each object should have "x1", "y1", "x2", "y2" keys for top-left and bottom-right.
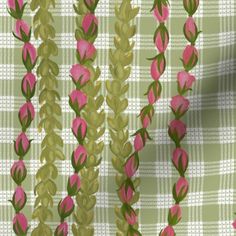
[
  {"x1": 219, "y1": 0, "x2": 235, "y2": 16},
  {"x1": 218, "y1": 189, "x2": 234, "y2": 204},
  {"x1": 219, "y1": 159, "x2": 235, "y2": 174}
]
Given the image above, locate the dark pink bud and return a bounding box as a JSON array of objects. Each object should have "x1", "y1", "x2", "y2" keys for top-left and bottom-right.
[
  {"x1": 150, "y1": 54, "x2": 166, "y2": 81},
  {"x1": 15, "y1": 20, "x2": 30, "y2": 41},
  {"x1": 22, "y1": 73, "x2": 36, "y2": 99},
  {"x1": 69, "y1": 90, "x2": 87, "y2": 115},
  {"x1": 154, "y1": 25, "x2": 169, "y2": 53},
  {"x1": 72, "y1": 145, "x2": 87, "y2": 172},
  {"x1": 82, "y1": 13, "x2": 98, "y2": 35},
  {"x1": 72, "y1": 117, "x2": 87, "y2": 141},
  {"x1": 14, "y1": 132, "x2": 30, "y2": 156},
  {"x1": 77, "y1": 39, "x2": 96, "y2": 63},
  {"x1": 168, "y1": 204, "x2": 182, "y2": 226},
  {"x1": 168, "y1": 120, "x2": 186, "y2": 145},
  {"x1": 124, "y1": 208, "x2": 137, "y2": 225},
  {"x1": 13, "y1": 213, "x2": 28, "y2": 235},
  {"x1": 170, "y1": 95, "x2": 190, "y2": 118},
  {"x1": 147, "y1": 81, "x2": 161, "y2": 104},
  {"x1": 133, "y1": 129, "x2": 150, "y2": 152},
  {"x1": 160, "y1": 225, "x2": 175, "y2": 236},
  {"x1": 173, "y1": 177, "x2": 189, "y2": 203},
  {"x1": 118, "y1": 182, "x2": 134, "y2": 203},
  {"x1": 12, "y1": 186, "x2": 27, "y2": 212},
  {"x1": 177, "y1": 71, "x2": 196, "y2": 94},
  {"x1": 183, "y1": 0, "x2": 199, "y2": 15},
  {"x1": 182, "y1": 45, "x2": 198, "y2": 71},
  {"x1": 58, "y1": 196, "x2": 74, "y2": 219},
  {"x1": 67, "y1": 173, "x2": 81, "y2": 196},
  {"x1": 18, "y1": 102, "x2": 35, "y2": 130},
  {"x1": 70, "y1": 64, "x2": 90, "y2": 86},
  {"x1": 140, "y1": 105, "x2": 154, "y2": 128},
  {"x1": 172, "y1": 148, "x2": 188, "y2": 175},
  {"x1": 124, "y1": 153, "x2": 139, "y2": 178},
  {"x1": 11, "y1": 160, "x2": 27, "y2": 185},
  {"x1": 54, "y1": 222, "x2": 68, "y2": 236},
  {"x1": 7, "y1": 0, "x2": 24, "y2": 11},
  {"x1": 153, "y1": 4, "x2": 169, "y2": 23},
  {"x1": 184, "y1": 17, "x2": 198, "y2": 43},
  {"x1": 232, "y1": 219, "x2": 236, "y2": 229},
  {"x1": 22, "y1": 42, "x2": 37, "y2": 71}
]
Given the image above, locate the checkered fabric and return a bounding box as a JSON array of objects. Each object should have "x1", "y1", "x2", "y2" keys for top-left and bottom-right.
[{"x1": 0, "y1": 0, "x2": 236, "y2": 235}]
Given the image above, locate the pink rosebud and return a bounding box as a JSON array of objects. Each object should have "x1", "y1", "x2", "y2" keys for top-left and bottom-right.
[
  {"x1": 70, "y1": 64, "x2": 90, "y2": 86},
  {"x1": 67, "y1": 173, "x2": 81, "y2": 196},
  {"x1": 13, "y1": 213, "x2": 28, "y2": 235},
  {"x1": 14, "y1": 132, "x2": 30, "y2": 156},
  {"x1": 170, "y1": 95, "x2": 190, "y2": 118},
  {"x1": 22, "y1": 42, "x2": 37, "y2": 71},
  {"x1": 22, "y1": 73, "x2": 36, "y2": 99},
  {"x1": 82, "y1": 13, "x2": 98, "y2": 35},
  {"x1": 154, "y1": 25, "x2": 169, "y2": 53},
  {"x1": 182, "y1": 45, "x2": 198, "y2": 71},
  {"x1": 15, "y1": 19, "x2": 30, "y2": 41},
  {"x1": 150, "y1": 54, "x2": 166, "y2": 81},
  {"x1": 72, "y1": 117, "x2": 87, "y2": 141},
  {"x1": 72, "y1": 145, "x2": 87, "y2": 172},
  {"x1": 118, "y1": 182, "x2": 134, "y2": 203},
  {"x1": 124, "y1": 153, "x2": 139, "y2": 178},
  {"x1": 7, "y1": 0, "x2": 24, "y2": 11},
  {"x1": 12, "y1": 186, "x2": 26, "y2": 212},
  {"x1": 168, "y1": 120, "x2": 186, "y2": 145},
  {"x1": 125, "y1": 208, "x2": 137, "y2": 225},
  {"x1": 173, "y1": 177, "x2": 189, "y2": 203},
  {"x1": 140, "y1": 105, "x2": 154, "y2": 128},
  {"x1": 54, "y1": 222, "x2": 68, "y2": 236},
  {"x1": 18, "y1": 102, "x2": 35, "y2": 130},
  {"x1": 172, "y1": 148, "x2": 188, "y2": 175},
  {"x1": 232, "y1": 219, "x2": 236, "y2": 229},
  {"x1": 177, "y1": 71, "x2": 196, "y2": 93},
  {"x1": 11, "y1": 160, "x2": 27, "y2": 185},
  {"x1": 168, "y1": 204, "x2": 182, "y2": 226},
  {"x1": 77, "y1": 39, "x2": 96, "y2": 63},
  {"x1": 183, "y1": 0, "x2": 199, "y2": 16},
  {"x1": 69, "y1": 90, "x2": 87, "y2": 114},
  {"x1": 160, "y1": 225, "x2": 175, "y2": 236},
  {"x1": 147, "y1": 81, "x2": 161, "y2": 104},
  {"x1": 184, "y1": 17, "x2": 198, "y2": 43},
  {"x1": 134, "y1": 131, "x2": 148, "y2": 152},
  {"x1": 58, "y1": 196, "x2": 74, "y2": 219},
  {"x1": 153, "y1": 4, "x2": 169, "y2": 23}
]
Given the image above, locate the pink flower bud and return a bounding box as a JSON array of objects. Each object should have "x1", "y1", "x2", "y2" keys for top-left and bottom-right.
[
  {"x1": 154, "y1": 25, "x2": 169, "y2": 53},
  {"x1": 182, "y1": 45, "x2": 198, "y2": 71},
  {"x1": 22, "y1": 42, "x2": 37, "y2": 71},
  {"x1": 22, "y1": 73, "x2": 36, "y2": 99},
  {"x1": 172, "y1": 148, "x2": 188, "y2": 175},
  {"x1": 72, "y1": 145, "x2": 87, "y2": 172},
  {"x1": 232, "y1": 219, "x2": 236, "y2": 229},
  {"x1": 11, "y1": 160, "x2": 27, "y2": 185},
  {"x1": 54, "y1": 222, "x2": 68, "y2": 236},
  {"x1": 168, "y1": 204, "x2": 182, "y2": 226},
  {"x1": 173, "y1": 177, "x2": 189, "y2": 203},
  {"x1": 160, "y1": 225, "x2": 175, "y2": 236},
  {"x1": 18, "y1": 102, "x2": 35, "y2": 130},
  {"x1": 125, "y1": 208, "x2": 137, "y2": 225},
  {"x1": 134, "y1": 131, "x2": 147, "y2": 152},
  {"x1": 69, "y1": 90, "x2": 87, "y2": 114},
  {"x1": 140, "y1": 105, "x2": 154, "y2": 128},
  {"x1": 183, "y1": 0, "x2": 199, "y2": 16},
  {"x1": 70, "y1": 64, "x2": 90, "y2": 86},
  {"x1": 153, "y1": 4, "x2": 169, "y2": 23},
  {"x1": 13, "y1": 213, "x2": 28, "y2": 235},
  {"x1": 177, "y1": 71, "x2": 196, "y2": 93},
  {"x1": 170, "y1": 95, "x2": 190, "y2": 118},
  {"x1": 58, "y1": 196, "x2": 74, "y2": 219},
  {"x1": 12, "y1": 186, "x2": 26, "y2": 212},
  {"x1": 168, "y1": 120, "x2": 186, "y2": 145},
  {"x1": 14, "y1": 132, "x2": 30, "y2": 156},
  {"x1": 15, "y1": 19, "x2": 30, "y2": 41},
  {"x1": 147, "y1": 81, "x2": 161, "y2": 104},
  {"x1": 82, "y1": 13, "x2": 98, "y2": 35},
  {"x1": 118, "y1": 182, "x2": 134, "y2": 203},
  {"x1": 72, "y1": 117, "x2": 87, "y2": 142},
  {"x1": 77, "y1": 39, "x2": 96, "y2": 63},
  {"x1": 124, "y1": 153, "x2": 139, "y2": 178},
  {"x1": 150, "y1": 54, "x2": 166, "y2": 81},
  {"x1": 7, "y1": 0, "x2": 24, "y2": 11},
  {"x1": 184, "y1": 17, "x2": 198, "y2": 43},
  {"x1": 67, "y1": 173, "x2": 81, "y2": 196}
]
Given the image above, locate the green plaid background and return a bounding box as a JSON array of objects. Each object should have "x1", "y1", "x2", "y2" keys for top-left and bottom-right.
[{"x1": 0, "y1": 0, "x2": 236, "y2": 235}]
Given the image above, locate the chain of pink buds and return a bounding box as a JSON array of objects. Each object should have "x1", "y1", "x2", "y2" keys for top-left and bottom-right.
[
  {"x1": 54, "y1": 4, "x2": 99, "y2": 236},
  {"x1": 159, "y1": 0, "x2": 200, "y2": 235},
  {"x1": 116, "y1": 1, "x2": 169, "y2": 235},
  {"x1": 7, "y1": 0, "x2": 38, "y2": 235}
]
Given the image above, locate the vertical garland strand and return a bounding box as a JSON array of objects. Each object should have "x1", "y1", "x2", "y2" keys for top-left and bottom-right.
[
  {"x1": 159, "y1": 0, "x2": 200, "y2": 235},
  {"x1": 71, "y1": 1, "x2": 105, "y2": 236},
  {"x1": 30, "y1": 1, "x2": 65, "y2": 235},
  {"x1": 7, "y1": 0, "x2": 37, "y2": 234}
]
